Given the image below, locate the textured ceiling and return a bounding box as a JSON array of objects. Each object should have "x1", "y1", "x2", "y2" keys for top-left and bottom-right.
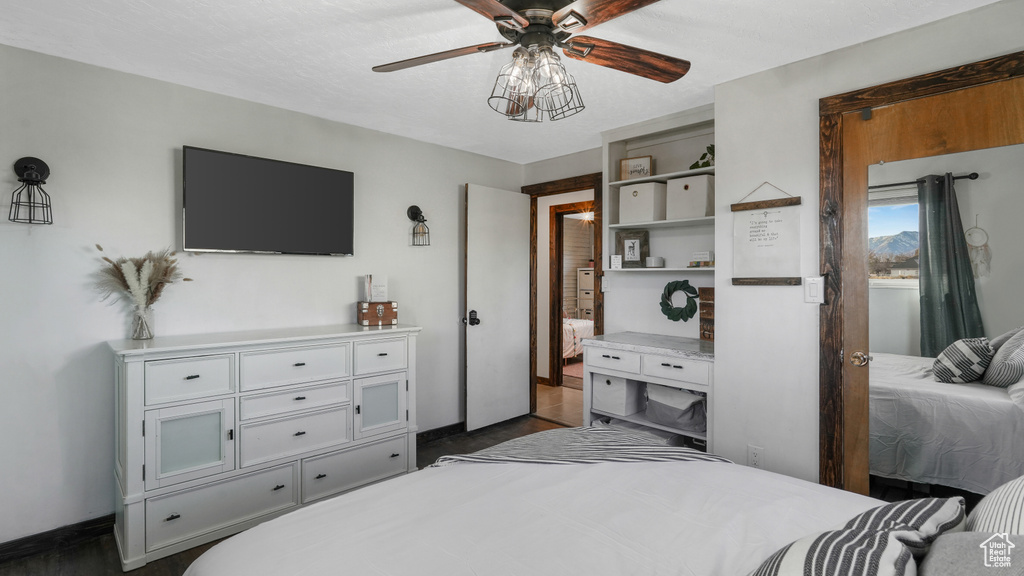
[{"x1": 0, "y1": 0, "x2": 1004, "y2": 164}]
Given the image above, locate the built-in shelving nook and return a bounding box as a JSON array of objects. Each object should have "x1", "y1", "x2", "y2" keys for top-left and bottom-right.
[{"x1": 600, "y1": 105, "x2": 715, "y2": 337}]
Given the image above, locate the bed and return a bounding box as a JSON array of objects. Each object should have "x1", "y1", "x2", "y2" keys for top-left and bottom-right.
[
  {"x1": 870, "y1": 352, "x2": 1024, "y2": 494},
  {"x1": 184, "y1": 426, "x2": 882, "y2": 576},
  {"x1": 562, "y1": 317, "x2": 594, "y2": 358}
]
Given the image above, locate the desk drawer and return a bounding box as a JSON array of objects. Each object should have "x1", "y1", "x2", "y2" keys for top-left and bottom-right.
[
  {"x1": 240, "y1": 407, "x2": 350, "y2": 467},
  {"x1": 239, "y1": 382, "x2": 350, "y2": 421},
  {"x1": 586, "y1": 348, "x2": 641, "y2": 374},
  {"x1": 642, "y1": 354, "x2": 710, "y2": 387},
  {"x1": 145, "y1": 355, "x2": 234, "y2": 405},
  {"x1": 241, "y1": 344, "x2": 349, "y2": 391},
  {"x1": 354, "y1": 338, "x2": 407, "y2": 375},
  {"x1": 145, "y1": 463, "x2": 297, "y2": 552},
  {"x1": 302, "y1": 435, "x2": 408, "y2": 503}
]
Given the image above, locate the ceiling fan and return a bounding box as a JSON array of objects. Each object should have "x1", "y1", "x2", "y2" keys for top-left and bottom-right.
[{"x1": 372, "y1": 0, "x2": 690, "y2": 122}]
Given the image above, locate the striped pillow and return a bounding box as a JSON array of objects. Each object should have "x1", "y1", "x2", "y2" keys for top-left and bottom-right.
[
  {"x1": 750, "y1": 498, "x2": 965, "y2": 576},
  {"x1": 990, "y1": 326, "x2": 1024, "y2": 352},
  {"x1": 967, "y1": 474, "x2": 1024, "y2": 533},
  {"x1": 982, "y1": 330, "x2": 1024, "y2": 388},
  {"x1": 933, "y1": 338, "x2": 994, "y2": 383}
]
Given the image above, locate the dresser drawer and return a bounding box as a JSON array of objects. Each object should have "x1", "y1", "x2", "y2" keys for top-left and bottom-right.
[
  {"x1": 353, "y1": 338, "x2": 407, "y2": 376},
  {"x1": 240, "y1": 407, "x2": 350, "y2": 467},
  {"x1": 302, "y1": 435, "x2": 408, "y2": 503},
  {"x1": 145, "y1": 355, "x2": 234, "y2": 405},
  {"x1": 239, "y1": 381, "x2": 350, "y2": 421},
  {"x1": 145, "y1": 463, "x2": 297, "y2": 552},
  {"x1": 642, "y1": 354, "x2": 710, "y2": 387},
  {"x1": 586, "y1": 347, "x2": 641, "y2": 374},
  {"x1": 240, "y1": 344, "x2": 349, "y2": 391}
]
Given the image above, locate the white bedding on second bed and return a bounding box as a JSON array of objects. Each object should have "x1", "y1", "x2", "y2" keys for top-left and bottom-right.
[
  {"x1": 562, "y1": 318, "x2": 594, "y2": 358},
  {"x1": 184, "y1": 458, "x2": 878, "y2": 576},
  {"x1": 870, "y1": 352, "x2": 1024, "y2": 494}
]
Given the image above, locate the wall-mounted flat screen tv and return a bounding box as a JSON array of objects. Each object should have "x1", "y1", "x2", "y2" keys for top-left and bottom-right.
[{"x1": 183, "y1": 146, "x2": 354, "y2": 255}]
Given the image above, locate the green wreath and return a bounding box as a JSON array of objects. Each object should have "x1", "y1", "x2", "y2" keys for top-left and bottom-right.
[{"x1": 660, "y1": 280, "x2": 699, "y2": 322}]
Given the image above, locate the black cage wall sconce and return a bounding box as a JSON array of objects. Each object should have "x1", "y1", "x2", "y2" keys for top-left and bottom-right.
[
  {"x1": 9, "y1": 157, "x2": 53, "y2": 225},
  {"x1": 407, "y1": 205, "x2": 430, "y2": 246}
]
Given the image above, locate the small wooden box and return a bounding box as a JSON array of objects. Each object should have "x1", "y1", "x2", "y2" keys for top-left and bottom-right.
[{"x1": 357, "y1": 301, "x2": 398, "y2": 326}]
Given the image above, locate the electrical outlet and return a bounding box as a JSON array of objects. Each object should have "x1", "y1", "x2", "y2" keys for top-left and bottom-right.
[{"x1": 747, "y1": 445, "x2": 765, "y2": 469}]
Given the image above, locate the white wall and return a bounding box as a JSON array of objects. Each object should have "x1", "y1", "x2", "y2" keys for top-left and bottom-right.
[
  {"x1": 868, "y1": 145, "x2": 1024, "y2": 344},
  {"x1": 713, "y1": 0, "x2": 1024, "y2": 481},
  {"x1": 0, "y1": 44, "x2": 522, "y2": 542},
  {"x1": 535, "y1": 190, "x2": 594, "y2": 378},
  {"x1": 523, "y1": 148, "x2": 601, "y2": 185}
]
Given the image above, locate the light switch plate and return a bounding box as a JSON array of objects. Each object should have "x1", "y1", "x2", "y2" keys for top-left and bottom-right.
[{"x1": 804, "y1": 276, "x2": 825, "y2": 303}]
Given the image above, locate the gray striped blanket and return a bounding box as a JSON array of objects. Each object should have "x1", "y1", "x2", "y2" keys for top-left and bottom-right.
[{"x1": 431, "y1": 425, "x2": 731, "y2": 467}]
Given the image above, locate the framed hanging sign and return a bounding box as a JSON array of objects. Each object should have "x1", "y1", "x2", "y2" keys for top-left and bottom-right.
[{"x1": 731, "y1": 193, "x2": 802, "y2": 285}]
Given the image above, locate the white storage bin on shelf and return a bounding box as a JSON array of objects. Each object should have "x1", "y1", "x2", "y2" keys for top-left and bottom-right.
[
  {"x1": 619, "y1": 182, "x2": 666, "y2": 224},
  {"x1": 666, "y1": 175, "x2": 715, "y2": 220},
  {"x1": 592, "y1": 375, "x2": 644, "y2": 416}
]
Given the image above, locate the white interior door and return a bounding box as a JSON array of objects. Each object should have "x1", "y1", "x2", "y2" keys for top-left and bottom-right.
[{"x1": 466, "y1": 183, "x2": 530, "y2": 431}]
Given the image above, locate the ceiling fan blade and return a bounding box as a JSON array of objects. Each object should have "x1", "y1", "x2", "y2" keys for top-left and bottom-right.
[
  {"x1": 562, "y1": 36, "x2": 690, "y2": 83},
  {"x1": 552, "y1": 0, "x2": 662, "y2": 33},
  {"x1": 454, "y1": 0, "x2": 530, "y2": 31},
  {"x1": 373, "y1": 42, "x2": 514, "y2": 73}
]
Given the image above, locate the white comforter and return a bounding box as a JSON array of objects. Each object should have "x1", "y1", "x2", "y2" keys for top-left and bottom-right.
[
  {"x1": 870, "y1": 352, "x2": 1024, "y2": 494},
  {"x1": 562, "y1": 318, "x2": 594, "y2": 358},
  {"x1": 185, "y1": 459, "x2": 879, "y2": 576}
]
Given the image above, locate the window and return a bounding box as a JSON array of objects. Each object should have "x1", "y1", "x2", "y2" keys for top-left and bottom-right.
[{"x1": 868, "y1": 188, "x2": 919, "y2": 285}]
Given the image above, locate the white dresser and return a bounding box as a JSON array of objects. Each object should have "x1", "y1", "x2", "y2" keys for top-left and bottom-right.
[
  {"x1": 110, "y1": 324, "x2": 420, "y2": 571},
  {"x1": 582, "y1": 332, "x2": 713, "y2": 450}
]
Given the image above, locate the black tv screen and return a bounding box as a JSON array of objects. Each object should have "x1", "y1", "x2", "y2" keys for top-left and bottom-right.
[{"x1": 183, "y1": 146, "x2": 354, "y2": 255}]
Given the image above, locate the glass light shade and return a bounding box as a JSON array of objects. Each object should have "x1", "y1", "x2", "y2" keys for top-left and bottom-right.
[
  {"x1": 412, "y1": 220, "x2": 430, "y2": 246},
  {"x1": 531, "y1": 46, "x2": 573, "y2": 109},
  {"x1": 488, "y1": 48, "x2": 534, "y2": 118}
]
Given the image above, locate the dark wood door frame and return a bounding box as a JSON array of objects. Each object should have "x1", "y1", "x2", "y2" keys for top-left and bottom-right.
[
  {"x1": 522, "y1": 173, "x2": 603, "y2": 411},
  {"x1": 818, "y1": 50, "x2": 1024, "y2": 491},
  {"x1": 549, "y1": 201, "x2": 595, "y2": 388}
]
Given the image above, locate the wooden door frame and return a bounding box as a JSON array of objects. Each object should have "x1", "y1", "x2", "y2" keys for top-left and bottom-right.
[
  {"x1": 549, "y1": 200, "x2": 595, "y2": 388},
  {"x1": 523, "y1": 173, "x2": 603, "y2": 411},
  {"x1": 818, "y1": 50, "x2": 1024, "y2": 491}
]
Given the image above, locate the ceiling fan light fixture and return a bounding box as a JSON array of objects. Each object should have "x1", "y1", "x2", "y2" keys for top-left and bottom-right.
[{"x1": 487, "y1": 45, "x2": 584, "y2": 122}]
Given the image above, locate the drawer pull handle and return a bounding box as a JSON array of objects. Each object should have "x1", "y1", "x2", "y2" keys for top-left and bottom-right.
[
  {"x1": 294, "y1": 396, "x2": 307, "y2": 401},
  {"x1": 165, "y1": 514, "x2": 180, "y2": 522},
  {"x1": 315, "y1": 473, "x2": 327, "y2": 479},
  {"x1": 602, "y1": 354, "x2": 610, "y2": 358},
  {"x1": 273, "y1": 484, "x2": 285, "y2": 491},
  {"x1": 294, "y1": 362, "x2": 306, "y2": 367},
  {"x1": 673, "y1": 365, "x2": 684, "y2": 369},
  {"x1": 294, "y1": 431, "x2": 306, "y2": 436},
  {"x1": 605, "y1": 379, "x2": 611, "y2": 385},
  {"x1": 390, "y1": 453, "x2": 400, "y2": 458},
  {"x1": 377, "y1": 352, "x2": 388, "y2": 357},
  {"x1": 185, "y1": 374, "x2": 200, "y2": 380},
  {"x1": 661, "y1": 362, "x2": 671, "y2": 367}
]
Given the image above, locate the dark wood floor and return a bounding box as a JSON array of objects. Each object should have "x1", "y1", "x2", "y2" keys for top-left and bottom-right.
[{"x1": 0, "y1": 416, "x2": 564, "y2": 576}]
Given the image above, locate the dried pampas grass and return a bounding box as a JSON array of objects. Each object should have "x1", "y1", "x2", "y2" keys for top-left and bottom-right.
[{"x1": 96, "y1": 244, "x2": 193, "y2": 307}]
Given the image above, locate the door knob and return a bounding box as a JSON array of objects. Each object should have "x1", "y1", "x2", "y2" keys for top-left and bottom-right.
[
  {"x1": 849, "y1": 351, "x2": 873, "y2": 367},
  {"x1": 465, "y1": 310, "x2": 481, "y2": 326}
]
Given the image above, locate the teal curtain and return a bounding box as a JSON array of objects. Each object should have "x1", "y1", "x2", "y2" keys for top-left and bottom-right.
[{"x1": 918, "y1": 173, "x2": 985, "y2": 356}]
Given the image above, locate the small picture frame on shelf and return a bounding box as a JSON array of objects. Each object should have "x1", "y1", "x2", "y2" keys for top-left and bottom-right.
[
  {"x1": 616, "y1": 230, "x2": 649, "y2": 268},
  {"x1": 620, "y1": 156, "x2": 653, "y2": 180},
  {"x1": 610, "y1": 255, "x2": 622, "y2": 269}
]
